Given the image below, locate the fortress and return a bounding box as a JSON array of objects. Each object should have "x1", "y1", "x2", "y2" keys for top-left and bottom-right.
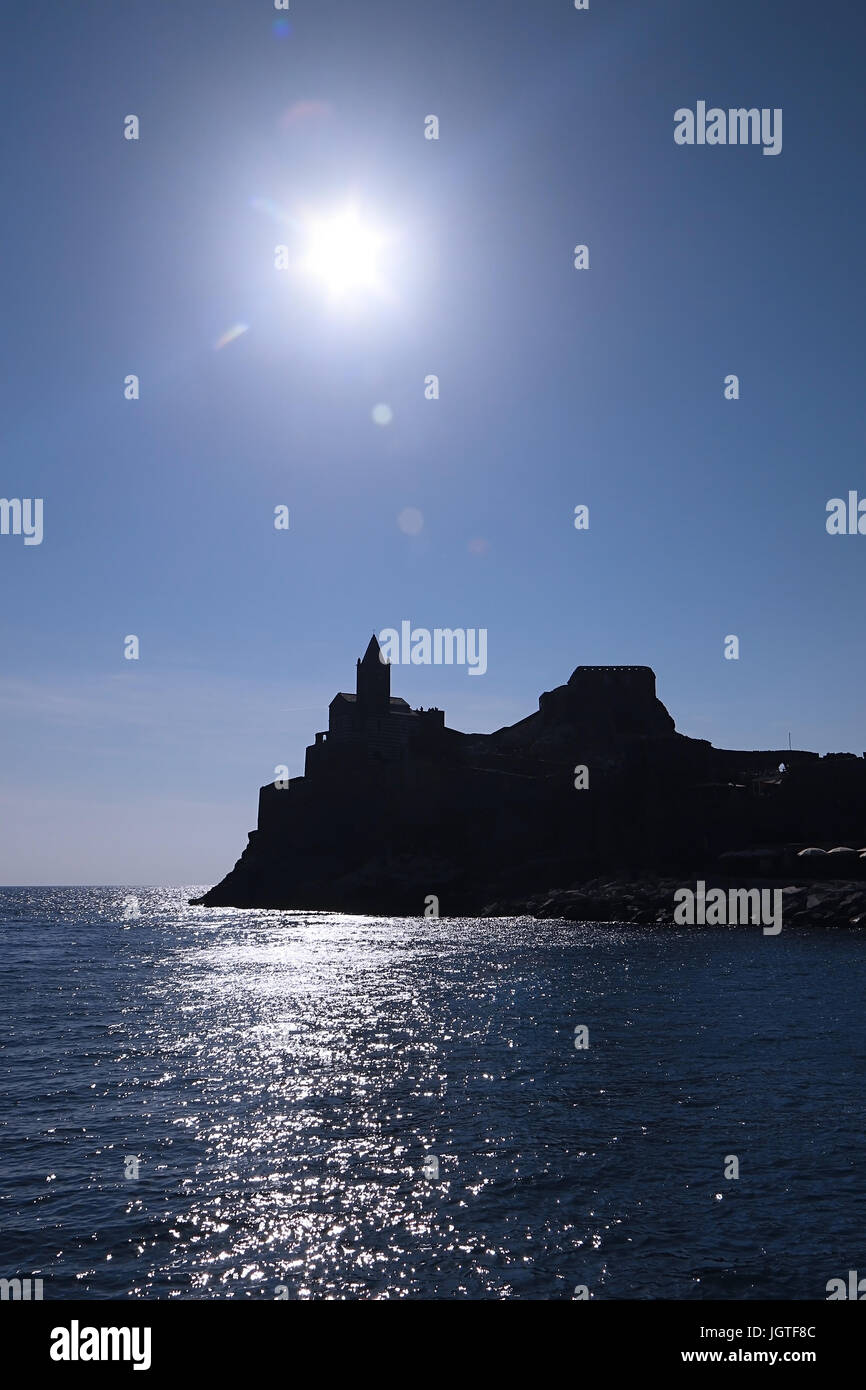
[{"x1": 192, "y1": 637, "x2": 866, "y2": 912}]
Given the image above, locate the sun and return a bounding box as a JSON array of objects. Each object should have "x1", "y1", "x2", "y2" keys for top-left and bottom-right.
[{"x1": 298, "y1": 204, "x2": 390, "y2": 299}]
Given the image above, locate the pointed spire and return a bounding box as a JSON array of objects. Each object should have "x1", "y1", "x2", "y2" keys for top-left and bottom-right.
[{"x1": 361, "y1": 633, "x2": 382, "y2": 664}]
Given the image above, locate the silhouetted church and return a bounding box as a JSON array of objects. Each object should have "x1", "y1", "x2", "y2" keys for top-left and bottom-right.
[{"x1": 305, "y1": 635, "x2": 445, "y2": 773}]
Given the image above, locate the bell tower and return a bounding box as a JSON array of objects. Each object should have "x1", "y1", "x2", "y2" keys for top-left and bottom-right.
[{"x1": 356, "y1": 634, "x2": 390, "y2": 715}]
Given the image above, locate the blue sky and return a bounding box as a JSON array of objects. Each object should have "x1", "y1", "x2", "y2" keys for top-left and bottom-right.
[{"x1": 2, "y1": 0, "x2": 864, "y2": 883}]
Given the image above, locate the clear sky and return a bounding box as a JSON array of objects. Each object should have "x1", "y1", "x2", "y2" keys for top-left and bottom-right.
[{"x1": 2, "y1": 0, "x2": 864, "y2": 884}]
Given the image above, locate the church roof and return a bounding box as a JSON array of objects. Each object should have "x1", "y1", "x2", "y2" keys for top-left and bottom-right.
[{"x1": 331, "y1": 692, "x2": 410, "y2": 709}]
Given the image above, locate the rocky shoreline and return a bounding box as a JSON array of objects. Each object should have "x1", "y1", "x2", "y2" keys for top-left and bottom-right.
[
  {"x1": 191, "y1": 874, "x2": 866, "y2": 928},
  {"x1": 477, "y1": 877, "x2": 866, "y2": 928}
]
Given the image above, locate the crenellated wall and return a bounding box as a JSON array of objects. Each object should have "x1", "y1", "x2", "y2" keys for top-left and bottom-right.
[{"x1": 568, "y1": 665, "x2": 657, "y2": 700}]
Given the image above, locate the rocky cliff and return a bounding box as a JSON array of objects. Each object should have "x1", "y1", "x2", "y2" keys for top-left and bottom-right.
[{"x1": 191, "y1": 652, "x2": 866, "y2": 914}]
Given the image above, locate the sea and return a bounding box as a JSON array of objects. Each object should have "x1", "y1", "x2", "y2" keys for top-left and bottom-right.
[{"x1": 1, "y1": 886, "x2": 864, "y2": 1301}]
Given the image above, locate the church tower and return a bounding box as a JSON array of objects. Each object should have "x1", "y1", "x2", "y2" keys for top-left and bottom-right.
[{"x1": 356, "y1": 634, "x2": 390, "y2": 715}]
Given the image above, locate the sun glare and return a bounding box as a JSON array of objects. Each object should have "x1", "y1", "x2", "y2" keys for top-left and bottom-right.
[{"x1": 299, "y1": 205, "x2": 390, "y2": 299}]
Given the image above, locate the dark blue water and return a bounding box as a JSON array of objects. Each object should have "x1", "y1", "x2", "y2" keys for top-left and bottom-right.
[{"x1": 1, "y1": 887, "x2": 864, "y2": 1300}]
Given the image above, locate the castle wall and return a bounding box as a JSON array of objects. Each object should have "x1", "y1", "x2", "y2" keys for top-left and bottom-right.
[{"x1": 568, "y1": 666, "x2": 657, "y2": 700}]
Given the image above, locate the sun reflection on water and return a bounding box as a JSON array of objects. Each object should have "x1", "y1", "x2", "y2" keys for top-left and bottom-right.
[{"x1": 1, "y1": 887, "x2": 863, "y2": 1299}]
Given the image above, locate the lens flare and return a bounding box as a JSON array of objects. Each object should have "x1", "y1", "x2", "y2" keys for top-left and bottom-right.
[{"x1": 213, "y1": 323, "x2": 249, "y2": 351}]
